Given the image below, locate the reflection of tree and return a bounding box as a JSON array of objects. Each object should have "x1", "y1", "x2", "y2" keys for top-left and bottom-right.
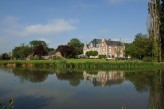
[
  {"x1": 149, "y1": 70, "x2": 164, "y2": 109},
  {"x1": 56, "y1": 71, "x2": 83, "y2": 86},
  {"x1": 125, "y1": 70, "x2": 164, "y2": 109},
  {"x1": 125, "y1": 71, "x2": 154, "y2": 92},
  {"x1": 83, "y1": 71, "x2": 124, "y2": 87},
  {"x1": 12, "y1": 68, "x2": 52, "y2": 83}
]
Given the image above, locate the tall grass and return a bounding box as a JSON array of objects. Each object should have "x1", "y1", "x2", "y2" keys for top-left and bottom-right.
[{"x1": 0, "y1": 59, "x2": 163, "y2": 70}]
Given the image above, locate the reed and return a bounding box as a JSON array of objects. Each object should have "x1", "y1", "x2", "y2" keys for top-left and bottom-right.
[{"x1": 0, "y1": 59, "x2": 163, "y2": 70}]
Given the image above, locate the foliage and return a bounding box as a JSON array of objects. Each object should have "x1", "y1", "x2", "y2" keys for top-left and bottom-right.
[
  {"x1": 133, "y1": 33, "x2": 152, "y2": 59},
  {"x1": 30, "y1": 40, "x2": 47, "y2": 48},
  {"x1": 0, "y1": 53, "x2": 11, "y2": 60},
  {"x1": 1, "y1": 59, "x2": 164, "y2": 70},
  {"x1": 0, "y1": 97, "x2": 14, "y2": 109},
  {"x1": 67, "y1": 38, "x2": 84, "y2": 55},
  {"x1": 12, "y1": 40, "x2": 54, "y2": 60},
  {"x1": 125, "y1": 33, "x2": 152, "y2": 60},
  {"x1": 85, "y1": 51, "x2": 98, "y2": 57},
  {"x1": 161, "y1": 0, "x2": 164, "y2": 60},
  {"x1": 53, "y1": 56, "x2": 64, "y2": 60},
  {"x1": 30, "y1": 55, "x2": 43, "y2": 60},
  {"x1": 33, "y1": 44, "x2": 48, "y2": 57},
  {"x1": 56, "y1": 45, "x2": 76, "y2": 58},
  {"x1": 124, "y1": 43, "x2": 135, "y2": 58},
  {"x1": 98, "y1": 55, "x2": 106, "y2": 59},
  {"x1": 12, "y1": 45, "x2": 32, "y2": 59},
  {"x1": 148, "y1": 0, "x2": 161, "y2": 62},
  {"x1": 142, "y1": 57, "x2": 153, "y2": 62}
]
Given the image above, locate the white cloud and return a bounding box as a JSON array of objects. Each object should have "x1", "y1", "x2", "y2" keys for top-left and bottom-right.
[
  {"x1": 20, "y1": 19, "x2": 76, "y2": 37},
  {"x1": 0, "y1": 17, "x2": 77, "y2": 37}
]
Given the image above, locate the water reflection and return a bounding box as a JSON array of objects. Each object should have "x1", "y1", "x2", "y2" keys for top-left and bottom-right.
[
  {"x1": 12, "y1": 67, "x2": 54, "y2": 83},
  {"x1": 83, "y1": 71, "x2": 124, "y2": 87},
  {"x1": 0, "y1": 67, "x2": 164, "y2": 109}
]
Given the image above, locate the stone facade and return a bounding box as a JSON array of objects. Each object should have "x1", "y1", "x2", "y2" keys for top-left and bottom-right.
[{"x1": 83, "y1": 39, "x2": 125, "y2": 58}]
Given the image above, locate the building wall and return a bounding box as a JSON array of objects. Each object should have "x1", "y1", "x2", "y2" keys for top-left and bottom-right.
[{"x1": 83, "y1": 39, "x2": 125, "y2": 58}]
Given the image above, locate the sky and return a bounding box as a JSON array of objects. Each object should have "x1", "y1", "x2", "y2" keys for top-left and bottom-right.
[{"x1": 0, "y1": 0, "x2": 148, "y2": 54}]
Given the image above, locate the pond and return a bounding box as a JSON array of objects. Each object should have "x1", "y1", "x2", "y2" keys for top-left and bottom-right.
[{"x1": 0, "y1": 67, "x2": 163, "y2": 109}]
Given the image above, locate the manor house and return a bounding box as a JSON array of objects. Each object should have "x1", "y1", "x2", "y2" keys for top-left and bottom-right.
[{"x1": 83, "y1": 39, "x2": 125, "y2": 58}]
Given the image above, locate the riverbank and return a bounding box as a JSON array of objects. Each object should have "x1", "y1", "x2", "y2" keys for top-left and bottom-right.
[{"x1": 0, "y1": 59, "x2": 163, "y2": 70}]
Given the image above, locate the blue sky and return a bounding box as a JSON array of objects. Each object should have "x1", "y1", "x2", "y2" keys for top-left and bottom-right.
[{"x1": 0, "y1": 0, "x2": 148, "y2": 54}]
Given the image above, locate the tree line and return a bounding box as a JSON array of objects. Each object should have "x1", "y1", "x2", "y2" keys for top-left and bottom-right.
[{"x1": 0, "y1": 38, "x2": 84, "y2": 60}]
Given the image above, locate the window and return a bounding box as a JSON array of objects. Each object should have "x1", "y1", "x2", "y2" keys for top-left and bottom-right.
[{"x1": 102, "y1": 43, "x2": 104, "y2": 46}]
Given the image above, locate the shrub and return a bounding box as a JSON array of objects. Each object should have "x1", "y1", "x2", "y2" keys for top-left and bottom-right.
[
  {"x1": 98, "y1": 55, "x2": 106, "y2": 59},
  {"x1": 86, "y1": 51, "x2": 98, "y2": 58},
  {"x1": 142, "y1": 57, "x2": 153, "y2": 62},
  {"x1": 30, "y1": 55, "x2": 43, "y2": 60},
  {"x1": 53, "y1": 56, "x2": 64, "y2": 60}
]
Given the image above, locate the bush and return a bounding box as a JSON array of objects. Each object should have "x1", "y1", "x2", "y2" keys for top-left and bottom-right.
[
  {"x1": 142, "y1": 57, "x2": 153, "y2": 62},
  {"x1": 86, "y1": 51, "x2": 98, "y2": 58},
  {"x1": 30, "y1": 55, "x2": 43, "y2": 60},
  {"x1": 53, "y1": 56, "x2": 64, "y2": 60},
  {"x1": 98, "y1": 55, "x2": 106, "y2": 59}
]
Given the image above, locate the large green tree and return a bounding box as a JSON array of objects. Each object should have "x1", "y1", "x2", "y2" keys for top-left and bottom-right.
[
  {"x1": 30, "y1": 40, "x2": 47, "y2": 48},
  {"x1": 148, "y1": 0, "x2": 161, "y2": 62},
  {"x1": 30, "y1": 40, "x2": 54, "y2": 55},
  {"x1": 125, "y1": 33, "x2": 152, "y2": 60},
  {"x1": 67, "y1": 38, "x2": 84, "y2": 55},
  {"x1": 133, "y1": 33, "x2": 152, "y2": 59},
  {"x1": 12, "y1": 45, "x2": 32, "y2": 59}
]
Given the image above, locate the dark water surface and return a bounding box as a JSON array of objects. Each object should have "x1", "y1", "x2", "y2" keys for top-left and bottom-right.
[{"x1": 0, "y1": 67, "x2": 163, "y2": 109}]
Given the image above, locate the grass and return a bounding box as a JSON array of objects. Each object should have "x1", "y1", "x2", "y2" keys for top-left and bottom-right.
[{"x1": 0, "y1": 59, "x2": 164, "y2": 70}]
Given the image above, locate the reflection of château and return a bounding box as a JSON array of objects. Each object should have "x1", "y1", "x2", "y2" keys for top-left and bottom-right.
[{"x1": 83, "y1": 71, "x2": 124, "y2": 87}]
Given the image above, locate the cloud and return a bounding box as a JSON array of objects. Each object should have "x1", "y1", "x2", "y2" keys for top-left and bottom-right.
[
  {"x1": 20, "y1": 19, "x2": 76, "y2": 37},
  {"x1": 0, "y1": 17, "x2": 77, "y2": 37}
]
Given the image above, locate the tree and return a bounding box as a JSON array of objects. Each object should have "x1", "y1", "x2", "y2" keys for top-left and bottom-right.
[
  {"x1": 56, "y1": 45, "x2": 76, "y2": 58},
  {"x1": 125, "y1": 33, "x2": 152, "y2": 60},
  {"x1": 33, "y1": 44, "x2": 48, "y2": 57},
  {"x1": 1, "y1": 53, "x2": 11, "y2": 60},
  {"x1": 133, "y1": 33, "x2": 152, "y2": 59},
  {"x1": 148, "y1": 0, "x2": 161, "y2": 62},
  {"x1": 161, "y1": 0, "x2": 164, "y2": 60},
  {"x1": 124, "y1": 43, "x2": 135, "y2": 58},
  {"x1": 67, "y1": 38, "x2": 84, "y2": 55},
  {"x1": 30, "y1": 40, "x2": 51, "y2": 52},
  {"x1": 30, "y1": 40, "x2": 47, "y2": 48},
  {"x1": 12, "y1": 45, "x2": 32, "y2": 59}
]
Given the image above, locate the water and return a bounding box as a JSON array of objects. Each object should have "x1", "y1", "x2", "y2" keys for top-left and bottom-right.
[{"x1": 0, "y1": 67, "x2": 163, "y2": 109}]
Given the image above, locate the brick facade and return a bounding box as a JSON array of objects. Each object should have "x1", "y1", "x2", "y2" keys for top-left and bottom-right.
[{"x1": 83, "y1": 38, "x2": 125, "y2": 58}]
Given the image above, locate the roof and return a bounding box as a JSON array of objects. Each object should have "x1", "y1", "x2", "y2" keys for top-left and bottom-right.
[
  {"x1": 105, "y1": 40, "x2": 124, "y2": 46},
  {"x1": 89, "y1": 39, "x2": 102, "y2": 47},
  {"x1": 87, "y1": 38, "x2": 124, "y2": 47}
]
